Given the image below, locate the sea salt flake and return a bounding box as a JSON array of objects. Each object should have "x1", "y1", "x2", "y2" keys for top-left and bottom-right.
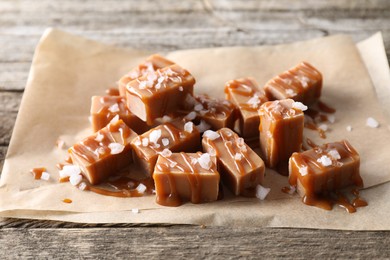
[
  {"x1": 78, "y1": 182, "x2": 87, "y2": 191},
  {"x1": 147, "y1": 73, "x2": 157, "y2": 83},
  {"x1": 366, "y1": 117, "x2": 379, "y2": 128},
  {"x1": 292, "y1": 101, "x2": 308, "y2": 111},
  {"x1": 203, "y1": 130, "x2": 220, "y2": 140},
  {"x1": 142, "y1": 138, "x2": 149, "y2": 147},
  {"x1": 108, "y1": 103, "x2": 120, "y2": 113},
  {"x1": 162, "y1": 138, "x2": 170, "y2": 146},
  {"x1": 170, "y1": 161, "x2": 177, "y2": 168},
  {"x1": 198, "y1": 153, "x2": 212, "y2": 170},
  {"x1": 59, "y1": 165, "x2": 81, "y2": 178},
  {"x1": 149, "y1": 129, "x2": 162, "y2": 144},
  {"x1": 208, "y1": 148, "x2": 217, "y2": 156},
  {"x1": 247, "y1": 96, "x2": 260, "y2": 108},
  {"x1": 95, "y1": 132, "x2": 104, "y2": 142},
  {"x1": 179, "y1": 86, "x2": 184, "y2": 91},
  {"x1": 237, "y1": 137, "x2": 245, "y2": 146},
  {"x1": 327, "y1": 114, "x2": 336, "y2": 124},
  {"x1": 109, "y1": 143, "x2": 125, "y2": 154},
  {"x1": 185, "y1": 111, "x2": 197, "y2": 121},
  {"x1": 318, "y1": 124, "x2": 328, "y2": 132},
  {"x1": 40, "y1": 171, "x2": 50, "y2": 181},
  {"x1": 132, "y1": 208, "x2": 140, "y2": 214},
  {"x1": 70, "y1": 174, "x2": 83, "y2": 186},
  {"x1": 196, "y1": 120, "x2": 211, "y2": 133},
  {"x1": 328, "y1": 149, "x2": 341, "y2": 160},
  {"x1": 161, "y1": 148, "x2": 172, "y2": 157},
  {"x1": 255, "y1": 185, "x2": 271, "y2": 200},
  {"x1": 194, "y1": 103, "x2": 204, "y2": 111},
  {"x1": 299, "y1": 166, "x2": 308, "y2": 176},
  {"x1": 161, "y1": 115, "x2": 172, "y2": 123},
  {"x1": 317, "y1": 155, "x2": 332, "y2": 167},
  {"x1": 136, "y1": 183, "x2": 147, "y2": 194},
  {"x1": 138, "y1": 80, "x2": 147, "y2": 89},
  {"x1": 285, "y1": 89, "x2": 296, "y2": 96},
  {"x1": 234, "y1": 153, "x2": 242, "y2": 161},
  {"x1": 184, "y1": 121, "x2": 194, "y2": 133},
  {"x1": 191, "y1": 157, "x2": 198, "y2": 165},
  {"x1": 346, "y1": 125, "x2": 352, "y2": 132},
  {"x1": 134, "y1": 138, "x2": 142, "y2": 146}
]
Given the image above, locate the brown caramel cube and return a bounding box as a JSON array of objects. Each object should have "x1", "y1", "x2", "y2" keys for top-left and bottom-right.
[
  {"x1": 90, "y1": 96, "x2": 150, "y2": 134},
  {"x1": 131, "y1": 119, "x2": 200, "y2": 176},
  {"x1": 126, "y1": 64, "x2": 195, "y2": 125},
  {"x1": 289, "y1": 140, "x2": 363, "y2": 199},
  {"x1": 180, "y1": 94, "x2": 237, "y2": 130},
  {"x1": 118, "y1": 54, "x2": 174, "y2": 96},
  {"x1": 153, "y1": 152, "x2": 220, "y2": 206},
  {"x1": 225, "y1": 78, "x2": 268, "y2": 138},
  {"x1": 259, "y1": 99, "x2": 304, "y2": 168},
  {"x1": 202, "y1": 128, "x2": 265, "y2": 196},
  {"x1": 69, "y1": 119, "x2": 138, "y2": 185},
  {"x1": 264, "y1": 62, "x2": 322, "y2": 105}
]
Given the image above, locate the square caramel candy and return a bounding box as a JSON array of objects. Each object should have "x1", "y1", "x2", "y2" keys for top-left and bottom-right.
[
  {"x1": 69, "y1": 118, "x2": 138, "y2": 185},
  {"x1": 90, "y1": 96, "x2": 150, "y2": 134},
  {"x1": 259, "y1": 99, "x2": 304, "y2": 168},
  {"x1": 264, "y1": 62, "x2": 322, "y2": 105},
  {"x1": 118, "y1": 54, "x2": 174, "y2": 96},
  {"x1": 202, "y1": 128, "x2": 265, "y2": 196},
  {"x1": 224, "y1": 77, "x2": 268, "y2": 138},
  {"x1": 131, "y1": 119, "x2": 200, "y2": 176},
  {"x1": 289, "y1": 140, "x2": 363, "y2": 199},
  {"x1": 180, "y1": 94, "x2": 237, "y2": 130},
  {"x1": 126, "y1": 64, "x2": 195, "y2": 125},
  {"x1": 153, "y1": 152, "x2": 220, "y2": 206}
]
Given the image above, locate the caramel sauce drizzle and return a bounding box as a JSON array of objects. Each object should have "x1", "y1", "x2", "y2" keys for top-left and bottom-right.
[
  {"x1": 30, "y1": 167, "x2": 46, "y2": 180},
  {"x1": 97, "y1": 96, "x2": 131, "y2": 117}
]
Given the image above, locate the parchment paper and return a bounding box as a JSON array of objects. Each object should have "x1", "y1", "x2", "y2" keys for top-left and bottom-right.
[{"x1": 1, "y1": 29, "x2": 390, "y2": 230}]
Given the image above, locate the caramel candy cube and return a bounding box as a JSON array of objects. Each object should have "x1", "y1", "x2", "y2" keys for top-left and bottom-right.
[
  {"x1": 69, "y1": 119, "x2": 138, "y2": 185},
  {"x1": 154, "y1": 152, "x2": 220, "y2": 206},
  {"x1": 90, "y1": 96, "x2": 150, "y2": 134},
  {"x1": 202, "y1": 128, "x2": 265, "y2": 196},
  {"x1": 225, "y1": 78, "x2": 268, "y2": 138},
  {"x1": 181, "y1": 94, "x2": 237, "y2": 130},
  {"x1": 131, "y1": 119, "x2": 200, "y2": 176},
  {"x1": 289, "y1": 140, "x2": 363, "y2": 199},
  {"x1": 259, "y1": 99, "x2": 304, "y2": 168},
  {"x1": 126, "y1": 64, "x2": 195, "y2": 125},
  {"x1": 264, "y1": 62, "x2": 322, "y2": 105},
  {"x1": 118, "y1": 54, "x2": 174, "y2": 96}
]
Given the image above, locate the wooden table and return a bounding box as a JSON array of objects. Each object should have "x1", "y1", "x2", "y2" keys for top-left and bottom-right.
[{"x1": 1, "y1": 0, "x2": 390, "y2": 258}]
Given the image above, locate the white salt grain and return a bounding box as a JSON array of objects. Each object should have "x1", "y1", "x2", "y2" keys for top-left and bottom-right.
[
  {"x1": 327, "y1": 114, "x2": 336, "y2": 124},
  {"x1": 185, "y1": 111, "x2": 197, "y2": 121},
  {"x1": 70, "y1": 174, "x2": 82, "y2": 186},
  {"x1": 108, "y1": 103, "x2": 120, "y2": 113},
  {"x1": 142, "y1": 138, "x2": 149, "y2": 147},
  {"x1": 136, "y1": 183, "x2": 147, "y2": 194},
  {"x1": 179, "y1": 86, "x2": 184, "y2": 91},
  {"x1": 247, "y1": 96, "x2": 260, "y2": 108},
  {"x1": 299, "y1": 166, "x2": 308, "y2": 176},
  {"x1": 292, "y1": 101, "x2": 308, "y2": 111},
  {"x1": 194, "y1": 103, "x2": 204, "y2": 112},
  {"x1": 208, "y1": 148, "x2": 217, "y2": 156},
  {"x1": 134, "y1": 138, "x2": 142, "y2": 146},
  {"x1": 149, "y1": 129, "x2": 162, "y2": 144},
  {"x1": 40, "y1": 171, "x2": 50, "y2": 181},
  {"x1": 95, "y1": 132, "x2": 104, "y2": 142},
  {"x1": 285, "y1": 89, "x2": 296, "y2": 96},
  {"x1": 317, "y1": 155, "x2": 332, "y2": 167},
  {"x1": 234, "y1": 153, "x2": 242, "y2": 161},
  {"x1": 184, "y1": 121, "x2": 194, "y2": 133},
  {"x1": 318, "y1": 124, "x2": 328, "y2": 132},
  {"x1": 203, "y1": 130, "x2": 220, "y2": 140},
  {"x1": 162, "y1": 138, "x2": 170, "y2": 146},
  {"x1": 109, "y1": 143, "x2": 125, "y2": 154},
  {"x1": 161, "y1": 148, "x2": 172, "y2": 157},
  {"x1": 161, "y1": 115, "x2": 172, "y2": 123},
  {"x1": 132, "y1": 208, "x2": 140, "y2": 214},
  {"x1": 78, "y1": 182, "x2": 87, "y2": 191},
  {"x1": 59, "y1": 165, "x2": 81, "y2": 178},
  {"x1": 346, "y1": 125, "x2": 353, "y2": 132},
  {"x1": 328, "y1": 149, "x2": 341, "y2": 160},
  {"x1": 255, "y1": 185, "x2": 271, "y2": 200},
  {"x1": 198, "y1": 153, "x2": 212, "y2": 170},
  {"x1": 366, "y1": 117, "x2": 379, "y2": 128},
  {"x1": 170, "y1": 161, "x2": 177, "y2": 168}
]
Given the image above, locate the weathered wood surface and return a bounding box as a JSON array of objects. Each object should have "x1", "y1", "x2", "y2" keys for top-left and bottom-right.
[{"x1": 1, "y1": 0, "x2": 389, "y2": 258}]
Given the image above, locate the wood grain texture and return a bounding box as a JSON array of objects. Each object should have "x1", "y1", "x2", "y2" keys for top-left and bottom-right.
[{"x1": 1, "y1": 0, "x2": 390, "y2": 258}]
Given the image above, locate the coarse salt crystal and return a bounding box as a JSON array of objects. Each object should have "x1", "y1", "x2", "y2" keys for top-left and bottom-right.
[
  {"x1": 179, "y1": 86, "x2": 184, "y2": 91},
  {"x1": 185, "y1": 111, "x2": 197, "y2": 121},
  {"x1": 147, "y1": 73, "x2": 157, "y2": 83},
  {"x1": 196, "y1": 120, "x2": 211, "y2": 133},
  {"x1": 208, "y1": 148, "x2": 217, "y2": 156},
  {"x1": 69, "y1": 174, "x2": 83, "y2": 186},
  {"x1": 59, "y1": 165, "x2": 81, "y2": 178},
  {"x1": 292, "y1": 101, "x2": 308, "y2": 111},
  {"x1": 142, "y1": 138, "x2": 149, "y2": 147},
  {"x1": 40, "y1": 171, "x2": 50, "y2": 181},
  {"x1": 234, "y1": 153, "x2": 242, "y2": 161},
  {"x1": 109, "y1": 143, "x2": 125, "y2": 154},
  {"x1": 134, "y1": 138, "x2": 142, "y2": 146},
  {"x1": 78, "y1": 182, "x2": 87, "y2": 191},
  {"x1": 328, "y1": 149, "x2": 341, "y2": 160},
  {"x1": 95, "y1": 132, "x2": 104, "y2": 142},
  {"x1": 346, "y1": 125, "x2": 353, "y2": 132},
  {"x1": 108, "y1": 103, "x2": 120, "y2": 113},
  {"x1": 161, "y1": 148, "x2": 172, "y2": 157},
  {"x1": 162, "y1": 138, "x2": 170, "y2": 146},
  {"x1": 149, "y1": 129, "x2": 162, "y2": 144},
  {"x1": 255, "y1": 185, "x2": 271, "y2": 200},
  {"x1": 132, "y1": 208, "x2": 140, "y2": 214},
  {"x1": 161, "y1": 115, "x2": 172, "y2": 123},
  {"x1": 366, "y1": 117, "x2": 379, "y2": 128},
  {"x1": 318, "y1": 124, "x2": 328, "y2": 132},
  {"x1": 184, "y1": 121, "x2": 194, "y2": 133},
  {"x1": 198, "y1": 153, "x2": 212, "y2": 170},
  {"x1": 237, "y1": 137, "x2": 245, "y2": 146},
  {"x1": 203, "y1": 130, "x2": 220, "y2": 140},
  {"x1": 285, "y1": 89, "x2": 296, "y2": 96},
  {"x1": 170, "y1": 161, "x2": 177, "y2": 168},
  {"x1": 327, "y1": 114, "x2": 336, "y2": 124},
  {"x1": 138, "y1": 80, "x2": 147, "y2": 89},
  {"x1": 247, "y1": 96, "x2": 260, "y2": 108},
  {"x1": 317, "y1": 155, "x2": 332, "y2": 167},
  {"x1": 299, "y1": 166, "x2": 308, "y2": 176},
  {"x1": 136, "y1": 183, "x2": 147, "y2": 194},
  {"x1": 194, "y1": 103, "x2": 204, "y2": 111},
  {"x1": 191, "y1": 157, "x2": 198, "y2": 165}
]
